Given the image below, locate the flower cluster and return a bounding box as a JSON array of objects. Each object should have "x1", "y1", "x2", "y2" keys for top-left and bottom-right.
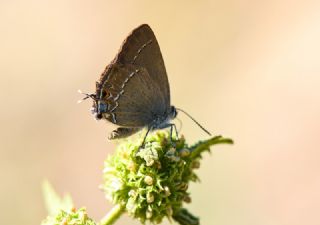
[
  {"x1": 41, "y1": 131, "x2": 232, "y2": 225},
  {"x1": 42, "y1": 207, "x2": 95, "y2": 225},
  {"x1": 102, "y1": 130, "x2": 232, "y2": 224}
]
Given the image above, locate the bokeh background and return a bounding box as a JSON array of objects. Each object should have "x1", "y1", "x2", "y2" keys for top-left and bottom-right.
[{"x1": 1, "y1": 0, "x2": 320, "y2": 224}]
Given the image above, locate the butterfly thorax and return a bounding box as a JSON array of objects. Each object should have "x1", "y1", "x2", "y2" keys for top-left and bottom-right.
[{"x1": 150, "y1": 106, "x2": 177, "y2": 130}]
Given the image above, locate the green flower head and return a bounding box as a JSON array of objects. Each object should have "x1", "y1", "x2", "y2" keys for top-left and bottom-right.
[{"x1": 102, "y1": 130, "x2": 233, "y2": 224}]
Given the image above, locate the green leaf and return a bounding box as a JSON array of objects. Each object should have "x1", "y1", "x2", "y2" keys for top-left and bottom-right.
[
  {"x1": 42, "y1": 179, "x2": 74, "y2": 216},
  {"x1": 172, "y1": 208, "x2": 199, "y2": 225},
  {"x1": 189, "y1": 136, "x2": 234, "y2": 159}
]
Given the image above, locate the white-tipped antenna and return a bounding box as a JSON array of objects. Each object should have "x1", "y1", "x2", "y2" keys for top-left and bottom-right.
[
  {"x1": 176, "y1": 108, "x2": 211, "y2": 136},
  {"x1": 77, "y1": 89, "x2": 95, "y2": 104}
]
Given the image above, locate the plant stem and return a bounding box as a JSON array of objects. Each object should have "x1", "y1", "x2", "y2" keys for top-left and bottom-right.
[{"x1": 100, "y1": 204, "x2": 125, "y2": 225}]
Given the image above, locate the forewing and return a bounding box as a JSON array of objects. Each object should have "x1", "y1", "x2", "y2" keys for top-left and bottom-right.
[{"x1": 113, "y1": 24, "x2": 171, "y2": 110}]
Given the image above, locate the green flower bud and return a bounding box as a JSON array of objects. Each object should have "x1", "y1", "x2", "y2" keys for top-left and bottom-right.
[
  {"x1": 144, "y1": 175, "x2": 153, "y2": 185},
  {"x1": 183, "y1": 195, "x2": 192, "y2": 203},
  {"x1": 146, "y1": 209, "x2": 153, "y2": 219},
  {"x1": 191, "y1": 160, "x2": 200, "y2": 169},
  {"x1": 164, "y1": 186, "x2": 171, "y2": 197},
  {"x1": 166, "y1": 206, "x2": 173, "y2": 217},
  {"x1": 147, "y1": 192, "x2": 154, "y2": 203},
  {"x1": 179, "y1": 148, "x2": 190, "y2": 157}
]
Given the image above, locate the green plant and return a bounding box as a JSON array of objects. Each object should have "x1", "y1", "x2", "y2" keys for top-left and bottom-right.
[{"x1": 41, "y1": 130, "x2": 233, "y2": 225}]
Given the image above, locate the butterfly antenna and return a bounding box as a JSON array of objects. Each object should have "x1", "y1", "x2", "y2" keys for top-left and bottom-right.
[
  {"x1": 77, "y1": 90, "x2": 96, "y2": 103},
  {"x1": 176, "y1": 108, "x2": 211, "y2": 136}
]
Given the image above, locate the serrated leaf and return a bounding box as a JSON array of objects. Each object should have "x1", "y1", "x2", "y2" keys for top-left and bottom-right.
[{"x1": 189, "y1": 136, "x2": 233, "y2": 159}]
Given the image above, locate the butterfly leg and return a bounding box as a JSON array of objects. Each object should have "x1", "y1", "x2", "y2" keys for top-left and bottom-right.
[
  {"x1": 169, "y1": 123, "x2": 179, "y2": 146},
  {"x1": 169, "y1": 124, "x2": 174, "y2": 143},
  {"x1": 172, "y1": 123, "x2": 179, "y2": 140},
  {"x1": 140, "y1": 126, "x2": 152, "y2": 148}
]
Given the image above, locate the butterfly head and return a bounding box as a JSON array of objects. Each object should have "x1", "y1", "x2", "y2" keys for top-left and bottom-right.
[
  {"x1": 78, "y1": 90, "x2": 106, "y2": 120},
  {"x1": 91, "y1": 99, "x2": 108, "y2": 120}
]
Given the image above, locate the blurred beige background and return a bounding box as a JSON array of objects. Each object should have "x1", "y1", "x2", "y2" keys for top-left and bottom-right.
[{"x1": 1, "y1": 0, "x2": 320, "y2": 224}]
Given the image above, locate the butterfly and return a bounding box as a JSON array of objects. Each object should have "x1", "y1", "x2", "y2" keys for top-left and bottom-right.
[{"x1": 80, "y1": 24, "x2": 210, "y2": 144}]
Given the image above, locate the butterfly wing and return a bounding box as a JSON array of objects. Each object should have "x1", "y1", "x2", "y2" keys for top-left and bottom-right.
[
  {"x1": 113, "y1": 24, "x2": 171, "y2": 112},
  {"x1": 95, "y1": 63, "x2": 167, "y2": 127}
]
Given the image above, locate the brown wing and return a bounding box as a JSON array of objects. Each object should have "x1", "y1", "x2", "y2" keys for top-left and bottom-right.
[
  {"x1": 96, "y1": 63, "x2": 166, "y2": 127},
  {"x1": 113, "y1": 24, "x2": 171, "y2": 111}
]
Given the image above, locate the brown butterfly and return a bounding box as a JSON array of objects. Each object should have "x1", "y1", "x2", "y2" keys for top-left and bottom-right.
[{"x1": 80, "y1": 24, "x2": 210, "y2": 144}]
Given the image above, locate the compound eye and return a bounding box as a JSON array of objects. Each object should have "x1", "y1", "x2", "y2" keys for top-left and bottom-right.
[
  {"x1": 96, "y1": 113, "x2": 103, "y2": 120},
  {"x1": 170, "y1": 106, "x2": 177, "y2": 118}
]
